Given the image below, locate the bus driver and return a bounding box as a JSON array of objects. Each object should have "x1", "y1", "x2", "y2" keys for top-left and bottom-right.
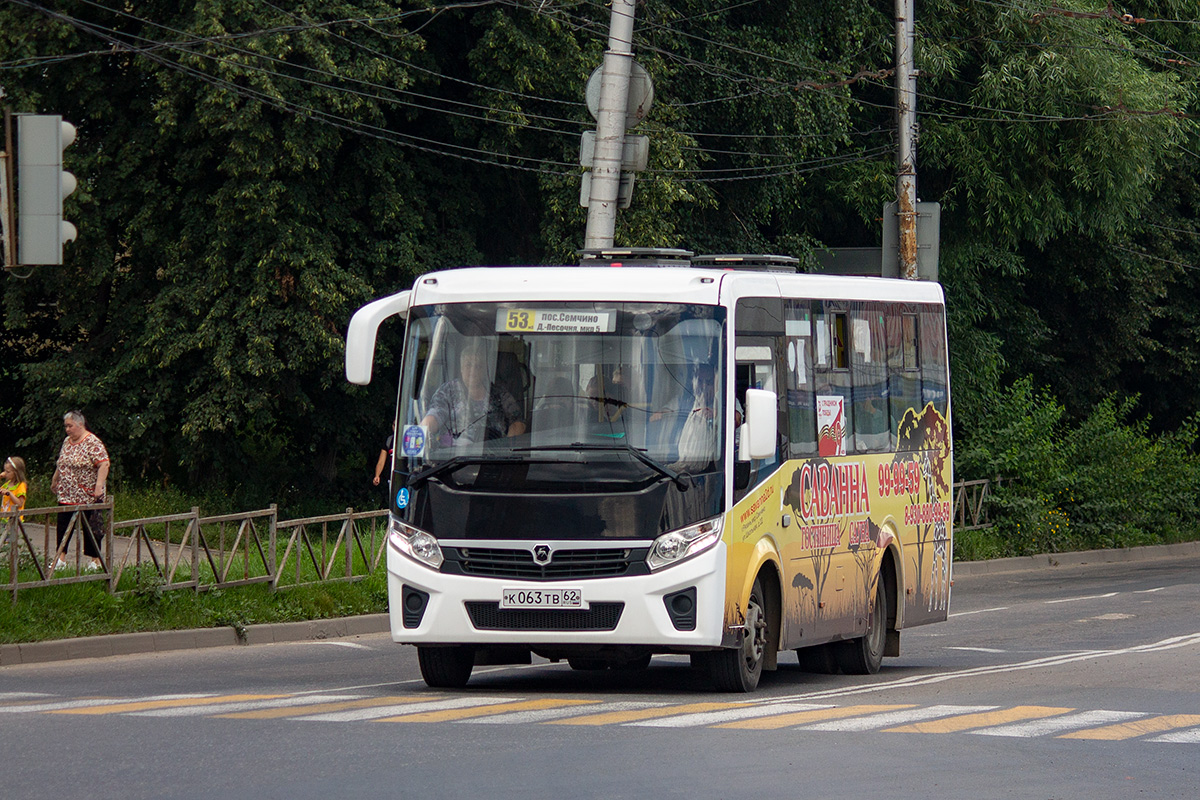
[{"x1": 420, "y1": 343, "x2": 526, "y2": 445}]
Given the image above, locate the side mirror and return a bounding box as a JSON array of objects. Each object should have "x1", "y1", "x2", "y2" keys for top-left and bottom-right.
[
  {"x1": 345, "y1": 290, "x2": 412, "y2": 385},
  {"x1": 739, "y1": 388, "x2": 777, "y2": 461}
]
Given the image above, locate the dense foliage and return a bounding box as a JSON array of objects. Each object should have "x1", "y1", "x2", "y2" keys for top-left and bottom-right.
[{"x1": 1, "y1": 1, "x2": 1198, "y2": 549}]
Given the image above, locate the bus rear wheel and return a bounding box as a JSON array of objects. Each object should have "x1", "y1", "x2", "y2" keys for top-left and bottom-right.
[
  {"x1": 417, "y1": 645, "x2": 475, "y2": 688},
  {"x1": 704, "y1": 577, "x2": 768, "y2": 692},
  {"x1": 835, "y1": 580, "x2": 888, "y2": 675}
]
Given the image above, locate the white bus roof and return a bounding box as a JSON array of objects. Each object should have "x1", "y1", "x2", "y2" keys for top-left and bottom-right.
[{"x1": 406, "y1": 266, "x2": 945, "y2": 307}]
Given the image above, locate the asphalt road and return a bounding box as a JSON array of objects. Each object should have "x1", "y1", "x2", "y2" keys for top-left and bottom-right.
[{"x1": 3, "y1": 553, "x2": 1199, "y2": 799}]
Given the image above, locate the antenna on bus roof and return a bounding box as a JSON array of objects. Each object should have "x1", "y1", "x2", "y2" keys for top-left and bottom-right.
[
  {"x1": 577, "y1": 247, "x2": 693, "y2": 268},
  {"x1": 690, "y1": 254, "x2": 800, "y2": 273}
]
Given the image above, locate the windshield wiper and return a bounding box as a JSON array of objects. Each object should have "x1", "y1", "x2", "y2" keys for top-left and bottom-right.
[
  {"x1": 406, "y1": 454, "x2": 528, "y2": 489},
  {"x1": 514, "y1": 443, "x2": 691, "y2": 491}
]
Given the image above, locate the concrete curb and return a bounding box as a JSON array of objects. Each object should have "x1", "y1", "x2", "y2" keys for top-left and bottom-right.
[
  {"x1": 4, "y1": 540, "x2": 1199, "y2": 666},
  {"x1": 952, "y1": 540, "x2": 1200, "y2": 576},
  {"x1": 0, "y1": 614, "x2": 390, "y2": 667}
]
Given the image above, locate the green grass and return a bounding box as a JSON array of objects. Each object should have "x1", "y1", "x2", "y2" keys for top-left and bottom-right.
[
  {"x1": 0, "y1": 567, "x2": 388, "y2": 644},
  {"x1": 1, "y1": 477, "x2": 390, "y2": 644}
]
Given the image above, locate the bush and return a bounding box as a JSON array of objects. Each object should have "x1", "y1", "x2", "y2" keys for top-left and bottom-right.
[{"x1": 956, "y1": 378, "x2": 1200, "y2": 557}]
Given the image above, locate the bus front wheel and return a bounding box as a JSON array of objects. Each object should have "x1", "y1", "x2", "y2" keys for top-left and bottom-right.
[
  {"x1": 417, "y1": 645, "x2": 475, "y2": 688},
  {"x1": 704, "y1": 577, "x2": 768, "y2": 692}
]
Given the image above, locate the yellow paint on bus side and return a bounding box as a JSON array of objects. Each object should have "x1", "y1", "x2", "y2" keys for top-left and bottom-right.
[
  {"x1": 716, "y1": 705, "x2": 913, "y2": 730},
  {"x1": 372, "y1": 698, "x2": 600, "y2": 723},
  {"x1": 1059, "y1": 714, "x2": 1200, "y2": 741},
  {"x1": 884, "y1": 705, "x2": 1073, "y2": 733}
]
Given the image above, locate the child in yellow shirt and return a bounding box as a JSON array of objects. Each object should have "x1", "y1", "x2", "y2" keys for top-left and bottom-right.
[{"x1": 1, "y1": 456, "x2": 27, "y2": 518}]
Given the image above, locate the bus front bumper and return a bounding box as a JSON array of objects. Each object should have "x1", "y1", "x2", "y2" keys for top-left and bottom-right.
[{"x1": 386, "y1": 541, "x2": 727, "y2": 648}]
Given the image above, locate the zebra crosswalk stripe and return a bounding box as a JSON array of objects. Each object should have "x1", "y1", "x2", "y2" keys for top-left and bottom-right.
[
  {"x1": 629, "y1": 703, "x2": 833, "y2": 728},
  {"x1": 1149, "y1": 727, "x2": 1200, "y2": 743},
  {"x1": 1059, "y1": 714, "x2": 1200, "y2": 741},
  {"x1": 373, "y1": 698, "x2": 598, "y2": 723},
  {"x1": 220, "y1": 695, "x2": 432, "y2": 720},
  {"x1": 971, "y1": 710, "x2": 1147, "y2": 738},
  {"x1": 716, "y1": 705, "x2": 914, "y2": 730},
  {"x1": 49, "y1": 694, "x2": 288, "y2": 716},
  {"x1": 296, "y1": 696, "x2": 515, "y2": 722},
  {"x1": 462, "y1": 701, "x2": 670, "y2": 725},
  {"x1": 131, "y1": 694, "x2": 368, "y2": 718},
  {"x1": 884, "y1": 705, "x2": 1073, "y2": 734},
  {"x1": 0, "y1": 694, "x2": 214, "y2": 713},
  {"x1": 796, "y1": 704, "x2": 999, "y2": 732},
  {"x1": 546, "y1": 702, "x2": 754, "y2": 727}
]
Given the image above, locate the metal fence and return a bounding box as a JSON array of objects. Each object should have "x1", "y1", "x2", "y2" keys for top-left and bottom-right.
[
  {"x1": 1, "y1": 503, "x2": 389, "y2": 602},
  {"x1": 2, "y1": 479, "x2": 1000, "y2": 601},
  {"x1": 952, "y1": 478, "x2": 1001, "y2": 532}
]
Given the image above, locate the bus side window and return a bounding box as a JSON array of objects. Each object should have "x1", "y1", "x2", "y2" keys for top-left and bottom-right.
[
  {"x1": 784, "y1": 301, "x2": 816, "y2": 456},
  {"x1": 734, "y1": 297, "x2": 784, "y2": 499},
  {"x1": 814, "y1": 305, "x2": 854, "y2": 455},
  {"x1": 888, "y1": 311, "x2": 924, "y2": 451},
  {"x1": 851, "y1": 305, "x2": 890, "y2": 453},
  {"x1": 920, "y1": 307, "x2": 949, "y2": 419}
]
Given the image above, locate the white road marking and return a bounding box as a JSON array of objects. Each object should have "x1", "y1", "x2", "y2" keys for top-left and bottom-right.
[
  {"x1": 0, "y1": 694, "x2": 213, "y2": 713},
  {"x1": 946, "y1": 647, "x2": 1007, "y2": 653},
  {"x1": 130, "y1": 694, "x2": 366, "y2": 717},
  {"x1": 0, "y1": 692, "x2": 52, "y2": 700},
  {"x1": 313, "y1": 642, "x2": 374, "y2": 651},
  {"x1": 1149, "y1": 727, "x2": 1200, "y2": 743},
  {"x1": 629, "y1": 703, "x2": 832, "y2": 728},
  {"x1": 296, "y1": 696, "x2": 514, "y2": 722},
  {"x1": 949, "y1": 607, "x2": 1008, "y2": 618},
  {"x1": 1045, "y1": 592, "x2": 1118, "y2": 604},
  {"x1": 971, "y1": 710, "x2": 1147, "y2": 737},
  {"x1": 770, "y1": 631, "x2": 1200, "y2": 703},
  {"x1": 1135, "y1": 588, "x2": 1166, "y2": 594},
  {"x1": 796, "y1": 705, "x2": 998, "y2": 732},
  {"x1": 463, "y1": 701, "x2": 669, "y2": 725}
]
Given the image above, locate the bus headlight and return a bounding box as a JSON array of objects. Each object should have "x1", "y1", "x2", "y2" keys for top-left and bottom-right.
[
  {"x1": 647, "y1": 517, "x2": 723, "y2": 572},
  {"x1": 389, "y1": 519, "x2": 444, "y2": 570}
]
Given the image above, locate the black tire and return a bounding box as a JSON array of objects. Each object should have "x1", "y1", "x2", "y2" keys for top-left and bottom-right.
[
  {"x1": 835, "y1": 579, "x2": 888, "y2": 675},
  {"x1": 417, "y1": 645, "x2": 475, "y2": 688},
  {"x1": 707, "y1": 577, "x2": 768, "y2": 692},
  {"x1": 795, "y1": 643, "x2": 840, "y2": 674},
  {"x1": 567, "y1": 657, "x2": 609, "y2": 671}
]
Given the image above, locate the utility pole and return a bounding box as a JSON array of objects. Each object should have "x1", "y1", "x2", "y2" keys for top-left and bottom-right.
[
  {"x1": 583, "y1": 0, "x2": 636, "y2": 252},
  {"x1": 895, "y1": 0, "x2": 919, "y2": 280},
  {"x1": 1, "y1": 108, "x2": 15, "y2": 269}
]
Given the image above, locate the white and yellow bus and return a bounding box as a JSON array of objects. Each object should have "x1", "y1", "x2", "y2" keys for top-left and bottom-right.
[{"x1": 346, "y1": 254, "x2": 952, "y2": 691}]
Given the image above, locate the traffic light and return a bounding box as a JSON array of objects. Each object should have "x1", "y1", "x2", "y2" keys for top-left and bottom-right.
[{"x1": 16, "y1": 114, "x2": 77, "y2": 266}]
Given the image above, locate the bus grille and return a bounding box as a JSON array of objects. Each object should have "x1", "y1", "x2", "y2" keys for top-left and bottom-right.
[
  {"x1": 465, "y1": 601, "x2": 625, "y2": 631},
  {"x1": 448, "y1": 547, "x2": 644, "y2": 580}
]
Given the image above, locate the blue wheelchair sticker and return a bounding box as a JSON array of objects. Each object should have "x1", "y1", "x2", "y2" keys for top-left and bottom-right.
[{"x1": 395, "y1": 488, "x2": 410, "y2": 509}]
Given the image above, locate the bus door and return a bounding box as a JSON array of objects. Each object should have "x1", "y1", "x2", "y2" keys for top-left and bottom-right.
[{"x1": 797, "y1": 301, "x2": 862, "y2": 644}]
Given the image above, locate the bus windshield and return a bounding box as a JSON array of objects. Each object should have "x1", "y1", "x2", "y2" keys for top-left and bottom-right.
[{"x1": 397, "y1": 301, "x2": 727, "y2": 487}]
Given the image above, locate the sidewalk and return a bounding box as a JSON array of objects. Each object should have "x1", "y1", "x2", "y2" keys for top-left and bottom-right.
[
  {"x1": 0, "y1": 614, "x2": 390, "y2": 667},
  {"x1": 3, "y1": 540, "x2": 1198, "y2": 668}
]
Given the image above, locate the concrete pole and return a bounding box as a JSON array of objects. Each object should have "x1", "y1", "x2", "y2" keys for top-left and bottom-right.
[
  {"x1": 896, "y1": 0, "x2": 919, "y2": 280},
  {"x1": 583, "y1": 0, "x2": 636, "y2": 253}
]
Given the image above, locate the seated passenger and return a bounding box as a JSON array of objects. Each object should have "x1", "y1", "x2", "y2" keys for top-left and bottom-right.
[
  {"x1": 421, "y1": 344, "x2": 526, "y2": 445},
  {"x1": 675, "y1": 364, "x2": 721, "y2": 466}
]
